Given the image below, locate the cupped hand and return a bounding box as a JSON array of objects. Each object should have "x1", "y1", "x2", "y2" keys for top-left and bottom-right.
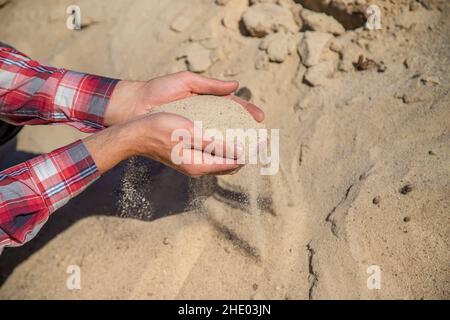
[
  {"x1": 104, "y1": 71, "x2": 265, "y2": 126},
  {"x1": 121, "y1": 112, "x2": 243, "y2": 178}
]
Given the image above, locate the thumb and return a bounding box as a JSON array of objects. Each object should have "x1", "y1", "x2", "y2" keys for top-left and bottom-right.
[{"x1": 186, "y1": 72, "x2": 239, "y2": 95}]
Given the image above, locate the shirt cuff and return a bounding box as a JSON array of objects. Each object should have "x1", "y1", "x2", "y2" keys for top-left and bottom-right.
[
  {"x1": 54, "y1": 71, "x2": 119, "y2": 132},
  {"x1": 27, "y1": 140, "x2": 100, "y2": 214}
]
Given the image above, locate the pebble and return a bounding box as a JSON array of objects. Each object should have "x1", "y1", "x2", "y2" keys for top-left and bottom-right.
[
  {"x1": 236, "y1": 87, "x2": 252, "y2": 101},
  {"x1": 242, "y1": 3, "x2": 298, "y2": 37},
  {"x1": 186, "y1": 43, "x2": 212, "y2": 73},
  {"x1": 400, "y1": 184, "x2": 413, "y2": 195},
  {"x1": 301, "y1": 9, "x2": 346, "y2": 35},
  {"x1": 372, "y1": 196, "x2": 381, "y2": 205},
  {"x1": 262, "y1": 32, "x2": 290, "y2": 63},
  {"x1": 297, "y1": 31, "x2": 333, "y2": 67}
]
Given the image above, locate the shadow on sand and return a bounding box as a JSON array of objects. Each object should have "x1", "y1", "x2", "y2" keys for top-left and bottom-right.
[{"x1": 0, "y1": 138, "x2": 216, "y2": 286}]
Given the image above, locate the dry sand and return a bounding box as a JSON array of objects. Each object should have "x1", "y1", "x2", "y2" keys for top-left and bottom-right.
[
  {"x1": 151, "y1": 95, "x2": 260, "y2": 128},
  {"x1": 0, "y1": 0, "x2": 449, "y2": 299},
  {"x1": 148, "y1": 94, "x2": 268, "y2": 192}
]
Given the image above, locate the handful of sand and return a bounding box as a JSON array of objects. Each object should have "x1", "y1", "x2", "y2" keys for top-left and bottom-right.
[{"x1": 149, "y1": 95, "x2": 265, "y2": 161}]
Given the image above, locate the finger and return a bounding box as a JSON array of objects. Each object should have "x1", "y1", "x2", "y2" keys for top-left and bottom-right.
[
  {"x1": 187, "y1": 123, "x2": 244, "y2": 160},
  {"x1": 200, "y1": 136, "x2": 244, "y2": 160},
  {"x1": 224, "y1": 95, "x2": 265, "y2": 122},
  {"x1": 186, "y1": 149, "x2": 242, "y2": 176},
  {"x1": 209, "y1": 166, "x2": 243, "y2": 176},
  {"x1": 185, "y1": 72, "x2": 239, "y2": 95}
]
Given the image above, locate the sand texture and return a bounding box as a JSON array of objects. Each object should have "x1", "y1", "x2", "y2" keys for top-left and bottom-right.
[
  {"x1": 0, "y1": 0, "x2": 449, "y2": 299},
  {"x1": 150, "y1": 94, "x2": 264, "y2": 134}
]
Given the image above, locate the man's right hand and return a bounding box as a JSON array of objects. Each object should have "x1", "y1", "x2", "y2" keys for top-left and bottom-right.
[{"x1": 83, "y1": 112, "x2": 243, "y2": 177}]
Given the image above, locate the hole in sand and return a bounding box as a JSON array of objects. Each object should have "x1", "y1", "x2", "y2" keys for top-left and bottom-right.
[{"x1": 296, "y1": 0, "x2": 366, "y2": 30}]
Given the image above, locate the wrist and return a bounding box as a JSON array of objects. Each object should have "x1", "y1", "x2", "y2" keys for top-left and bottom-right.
[
  {"x1": 83, "y1": 123, "x2": 137, "y2": 174},
  {"x1": 104, "y1": 80, "x2": 146, "y2": 126}
]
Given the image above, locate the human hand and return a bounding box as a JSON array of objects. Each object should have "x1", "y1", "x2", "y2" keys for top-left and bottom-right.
[
  {"x1": 84, "y1": 112, "x2": 243, "y2": 177},
  {"x1": 104, "y1": 71, "x2": 265, "y2": 126}
]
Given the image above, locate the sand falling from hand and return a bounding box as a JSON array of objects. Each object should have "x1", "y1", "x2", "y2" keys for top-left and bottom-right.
[
  {"x1": 150, "y1": 95, "x2": 269, "y2": 255},
  {"x1": 118, "y1": 156, "x2": 153, "y2": 220},
  {"x1": 118, "y1": 95, "x2": 269, "y2": 256}
]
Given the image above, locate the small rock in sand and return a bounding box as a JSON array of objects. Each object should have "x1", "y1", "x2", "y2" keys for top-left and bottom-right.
[
  {"x1": 242, "y1": 3, "x2": 298, "y2": 37},
  {"x1": 372, "y1": 196, "x2": 381, "y2": 205},
  {"x1": 400, "y1": 184, "x2": 413, "y2": 195},
  {"x1": 260, "y1": 32, "x2": 290, "y2": 63},
  {"x1": 304, "y1": 60, "x2": 335, "y2": 86},
  {"x1": 170, "y1": 15, "x2": 191, "y2": 32},
  {"x1": 353, "y1": 55, "x2": 386, "y2": 72},
  {"x1": 301, "y1": 9, "x2": 346, "y2": 35},
  {"x1": 268, "y1": 38, "x2": 288, "y2": 63},
  {"x1": 236, "y1": 87, "x2": 253, "y2": 101},
  {"x1": 297, "y1": 31, "x2": 333, "y2": 67},
  {"x1": 186, "y1": 43, "x2": 212, "y2": 73}
]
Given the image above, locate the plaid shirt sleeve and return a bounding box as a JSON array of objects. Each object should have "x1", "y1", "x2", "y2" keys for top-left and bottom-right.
[
  {"x1": 0, "y1": 140, "x2": 100, "y2": 253},
  {"x1": 0, "y1": 42, "x2": 115, "y2": 253},
  {"x1": 0, "y1": 42, "x2": 118, "y2": 132}
]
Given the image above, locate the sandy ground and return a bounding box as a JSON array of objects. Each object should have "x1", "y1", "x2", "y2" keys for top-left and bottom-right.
[{"x1": 0, "y1": 0, "x2": 449, "y2": 299}]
